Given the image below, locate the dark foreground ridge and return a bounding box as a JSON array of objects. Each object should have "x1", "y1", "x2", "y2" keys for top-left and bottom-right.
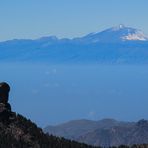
[
  {"x1": 0, "y1": 113, "x2": 99, "y2": 148},
  {"x1": 0, "y1": 82, "x2": 98, "y2": 148},
  {"x1": 0, "y1": 82, "x2": 148, "y2": 148}
]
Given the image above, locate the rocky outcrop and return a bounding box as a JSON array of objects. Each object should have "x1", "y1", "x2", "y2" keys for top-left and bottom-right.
[
  {"x1": 0, "y1": 82, "x2": 13, "y2": 122},
  {"x1": 0, "y1": 82, "x2": 99, "y2": 148},
  {"x1": 0, "y1": 82, "x2": 10, "y2": 104}
]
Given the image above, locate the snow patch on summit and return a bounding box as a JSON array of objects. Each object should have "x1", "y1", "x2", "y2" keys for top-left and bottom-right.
[{"x1": 122, "y1": 31, "x2": 148, "y2": 41}]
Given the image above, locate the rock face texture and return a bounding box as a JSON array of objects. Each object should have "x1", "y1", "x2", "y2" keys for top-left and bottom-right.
[
  {"x1": 0, "y1": 82, "x2": 12, "y2": 122},
  {"x1": 0, "y1": 82, "x2": 10, "y2": 104}
]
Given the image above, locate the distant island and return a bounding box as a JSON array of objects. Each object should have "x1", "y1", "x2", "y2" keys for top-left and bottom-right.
[{"x1": 0, "y1": 25, "x2": 148, "y2": 64}]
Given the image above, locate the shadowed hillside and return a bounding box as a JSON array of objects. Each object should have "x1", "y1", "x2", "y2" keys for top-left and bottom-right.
[
  {"x1": 44, "y1": 119, "x2": 148, "y2": 147},
  {"x1": 0, "y1": 113, "x2": 99, "y2": 148},
  {"x1": 0, "y1": 82, "x2": 148, "y2": 148},
  {"x1": 0, "y1": 82, "x2": 98, "y2": 148}
]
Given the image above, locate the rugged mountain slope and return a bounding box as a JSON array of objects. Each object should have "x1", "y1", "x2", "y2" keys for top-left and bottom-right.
[
  {"x1": 0, "y1": 25, "x2": 148, "y2": 64},
  {"x1": 0, "y1": 107, "x2": 99, "y2": 148},
  {"x1": 75, "y1": 24, "x2": 148, "y2": 43},
  {"x1": 78, "y1": 120, "x2": 148, "y2": 147},
  {"x1": 44, "y1": 119, "x2": 130, "y2": 139},
  {"x1": 44, "y1": 119, "x2": 99, "y2": 139},
  {"x1": 0, "y1": 107, "x2": 148, "y2": 148},
  {"x1": 44, "y1": 119, "x2": 148, "y2": 147}
]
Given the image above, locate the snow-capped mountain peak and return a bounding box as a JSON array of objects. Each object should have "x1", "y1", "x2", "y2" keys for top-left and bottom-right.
[{"x1": 79, "y1": 25, "x2": 148, "y2": 43}]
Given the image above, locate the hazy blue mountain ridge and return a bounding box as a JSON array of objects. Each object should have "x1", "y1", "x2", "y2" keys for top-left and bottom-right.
[
  {"x1": 0, "y1": 25, "x2": 148, "y2": 64},
  {"x1": 44, "y1": 119, "x2": 148, "y2": 147},
  {"x1": 44, "y1": 119, "x2": 134, "y2": 140}
]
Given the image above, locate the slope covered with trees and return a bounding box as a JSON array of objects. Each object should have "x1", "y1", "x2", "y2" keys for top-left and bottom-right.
[{"x1": 0, "y1": 112, "x2": 99, "y2": 148}]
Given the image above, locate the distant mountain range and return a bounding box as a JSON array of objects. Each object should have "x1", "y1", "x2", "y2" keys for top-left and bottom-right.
[
  {"x1": 0, "y1": 101, "x2": 147, "y2": 148},
  {"x1": 0, "y1": 25, "x2": 148, "y2": 64},
  {"x1": 44, "y1": 118, "x2": 148, "y2": 147}
]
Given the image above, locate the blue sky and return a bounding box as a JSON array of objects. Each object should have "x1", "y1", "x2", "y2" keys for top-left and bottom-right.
[{"x1": 0, "y1": 0, "x2": 148, "y2": 41}]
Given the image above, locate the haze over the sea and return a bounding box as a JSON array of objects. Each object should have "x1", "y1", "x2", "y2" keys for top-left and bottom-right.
[{"x1": 0, "y1": 0, "x2": 148, "y2": 127}]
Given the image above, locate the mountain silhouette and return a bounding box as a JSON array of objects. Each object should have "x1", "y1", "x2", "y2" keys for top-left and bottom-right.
[
  {"x1": 0, "y1": 25, "x2": 148, "y2": 64},
  {"x1": 44, "y1": 119, "x2": 148, "y2": 147},
  {"x1": 0, "y1": 82, "x2": 98, "y2": 148}
]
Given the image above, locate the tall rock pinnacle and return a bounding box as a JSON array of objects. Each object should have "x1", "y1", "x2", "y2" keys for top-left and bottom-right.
[
  {"x1": 0, "y1": 82, "x2": 11, "y2": 121},
  {"x1": 0, "y1": 82, "x2": 10, "y2": 104}
]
